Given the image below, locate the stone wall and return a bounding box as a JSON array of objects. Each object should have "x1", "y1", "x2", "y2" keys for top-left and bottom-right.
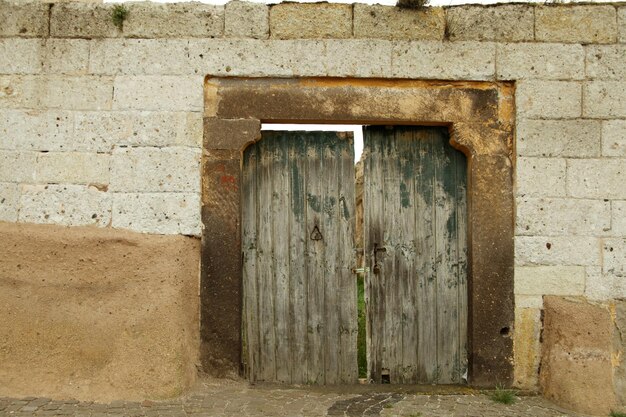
[{"x1": 0, "y1": 0, "x2": 625, "y2": 410}]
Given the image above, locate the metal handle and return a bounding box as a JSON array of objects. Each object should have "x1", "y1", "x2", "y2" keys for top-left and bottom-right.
[{"x1": 373, "y1": 243, "x2": 386, "y2": 275}]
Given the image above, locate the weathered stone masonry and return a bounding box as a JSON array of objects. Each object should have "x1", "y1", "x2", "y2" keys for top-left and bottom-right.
[{"x1": 0, "y1": 0, "x2": 625, "y2": 413}]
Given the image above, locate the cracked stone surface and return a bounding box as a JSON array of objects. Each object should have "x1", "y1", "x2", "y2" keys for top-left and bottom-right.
[{"x1": 0, "y1": 380, "x2": 592, "y2": 417}]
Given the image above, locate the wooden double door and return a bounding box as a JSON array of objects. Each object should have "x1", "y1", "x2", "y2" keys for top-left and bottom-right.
[{"x1": 242, "y1": 126, "x2": 468, "y2": 385}]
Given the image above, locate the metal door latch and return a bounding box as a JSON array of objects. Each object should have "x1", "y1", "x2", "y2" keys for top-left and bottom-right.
[
  {"x1": 351, "y1": 267, "x2": 370, "y2": 274},
  {"x1": 373, "y1": 243, "x2": 386, "y2": 275}
]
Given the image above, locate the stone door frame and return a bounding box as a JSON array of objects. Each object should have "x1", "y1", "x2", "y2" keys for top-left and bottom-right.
[{"x1": 201, "y1": 77, "x2": 515, "y2": 387}]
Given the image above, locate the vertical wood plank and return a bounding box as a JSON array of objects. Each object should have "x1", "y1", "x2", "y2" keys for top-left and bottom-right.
[
  {"x1": 396, "y1": 129, "x2": 418, "y2": 384},
  {"x1": 322, "y1": 137, "x2": 340, "y2": 384},
  {"x1": 257, "y1": 137, "x2": 277, "y2": 382},
  {"x1": 272, "y1": 135, "x2": 292, "y2": 383},
  {"x1": 381, "y1": 130, "x2": 401, "y2": 383},
  {"x1": 455, "y1": 148, "x2": 469, "y2": 382},
  {"x1": 415, "y1": 130, "x2": 438, "y2": 384},
  {"x1": 435, "y1": 131, "x2": 460, "y2": 384},
  {"x1": 364, "y1": 128, "x2": 385, "y2": 383},
  {"x1": 338, "y1": 134, "x2": 358, "y2": 384},
  {"x1": 288, "y1": 137, "x2": 308, "y2": 384},
  {"x1": 305, "y1": 136, "x2": 325, "y2": 384},
  {"x1": 242, "y1": 144, "x2": 259, "y2": 381}
]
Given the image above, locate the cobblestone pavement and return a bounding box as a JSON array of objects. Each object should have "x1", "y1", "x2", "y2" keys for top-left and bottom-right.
[{"x1": 0, "y1": 380, "x2": 592, "y2": 417}]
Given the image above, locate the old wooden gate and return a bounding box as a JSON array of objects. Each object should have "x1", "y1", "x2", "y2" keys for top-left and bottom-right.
[
  {"x1": 242, "y1": 126, "x2": 467, "y2": 385},
  {"x1": 242, "y1": 131, "x2": 358, "y2": 384},
  {"x1": 363, "y1": 126, "x2": 468, "y2": 384}
]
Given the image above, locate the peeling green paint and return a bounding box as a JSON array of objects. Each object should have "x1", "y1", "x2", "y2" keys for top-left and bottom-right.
[
  {"x1": 307, "y1": 193, "x2": 321, "y2": 213},
  {"x1": 340, "y1": 196, "x2": 350, "y2": 220},
  {"x1": 400, "y1": 182, "x2": 411, "y2": 208},
  {"x1": 324, "y1": 196, "x2": 336, "y2": 216},
  {"x1": 291, "y1": 164, "x2": 303, "y2": 220}
]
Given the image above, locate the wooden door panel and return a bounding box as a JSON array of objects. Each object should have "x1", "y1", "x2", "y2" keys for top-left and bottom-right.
[
  {"x1": 363, "y1": 126, "x2": 468, "y2": 384},
  {"x1": 242, "y1": 131, "x2": 358, "y2": 384}
]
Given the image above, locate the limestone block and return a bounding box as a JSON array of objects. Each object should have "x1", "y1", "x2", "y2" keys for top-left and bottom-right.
[
  {"x1": 516, "y1": 157, "x2": 566, "y2": 197},
  {"x1": 515, "y1": 295, "x2": 543, "y2": 309},
  {"x1": 269, "y1": 3, "x2": 352, "y2": 39},
  {"x1": 617, "y1": 7, "x2": 626, "y2": 43},
  {"x1": 194, "y1": 39, "x2": 325, "y2": 77},
  {"x1": 4, "y1": 76, "x2": 112, "y2": 111},
  {"x1": 2, "y1": 110, "x2": 74, "y2": 152},
  {"x1": 616, "y1": 272, "x2": 626, "y2": 299},
  {"x1": 183, "y1": 112, "x2": 204, "y2": 148},
  {"x1": 535, "y1": 5, "x2": 617, "y2": 44},
  {"x1": 516, "y1": 197, "x2": 610, "y2": 236},
  {"x1": 496, "y1": 43, "x2": 584, "y2": 81},
  {"x1": 603, "y1": 238, "x2": 626, "y2": 277},
  {"x1": 89, "y1": 39, "x2": 201, "y2": 76},
  {"x1": 113, "y1": 76, "x2": 203, "y2": 111},
  {"x1": 515, "y1": 235, "x2": 602, "y2": 267},
  {"x1": 540, "y1": 296, "x2": 617, "y2": 415},
  {"x1": 0, "y1": 39, "x2": 42, "y2": 74},
  {"x1": 74, "y1": 111, "x2": 202, "y2": 150},
  {"x1": 38, "y1": 76, "x2": 113, "y2": 111},
  {"x1": 124, "y1": 3, "x2": 224, "y2": 38},
  {"x1": 93, "y1": 38, "x2": 379, "y2": 78},
  {"x1": 514, "y1": 307, "x2": 542, "y2": 390},
  {"x1": 0, "y1": 150, "x2": 36, "y2": 182},
  {"x1": 0, "y1": 182, "x2": 19, "y2": 222},
  {"x1": 0, "y1": 110, "x2": 20, "y2": 150},
  {"x1": 87, "y1": 38, "x2": 198, "y2": 75},
  {"x1": 111, "y1": 192, "x2": 200, "y2": 236},
  {"x1": 392, "y1": 41, "x2": 495, "y2": 80},
  {"x1": 19, "y1": 184, "x2": 111, "y2": 227},
  {"x1": 517, "y1": 119, "x2": 601, "y2": 158},
  {"x1": 42, "y1": 39, "x2": 89, "y2": 75},
  {"x1": 353, "y1": 4, "x2": 444, "y2": 40},
  {"x1": 110, "y1": 147, "x2": 201, "y2": 193},
  {"x1": 225, "y1": 1, "x2": 269, "y2": 39},
  {"x1": 3, "y1": 110, "x2": 77, "y2": 152},
  {"x1": 515, "y1": 265, "x2": 585, "y2": 296},
  {"x1": 35, "y1": 152, "x2": 110, "y2": 185},
  {"x1": 90, "y1": 39, "x2": 326, "y2": 77},
  {"x1": 584, "y1": 266, "x2": 614, "y2": 302},
  {"x1": 0, "y1": 76, "x2": 39, "y2": 109},
  {"x1": 445, "y1": 5, "x2": 534, "y2": 42},
  {"x1": 584, "y1": 81, "x2": 626, "y2": 118},
  {"x1": 50, "y1": 3, "x2": 120, "y2": 38},
  {"x1": 567, "y1": 159, "x2": 626, "y2": 200},
  {"x1": 603, "y1": 120, "x2": 626, "y2": 157},
  {"x1": 0, "y1": 1, "x2": 49, "y2": 37},
  {"x1": 613, "y1": 201, "x2": 626, "y2": 236},
  {"x1": 516, "y1": 81, "x2": 581, "y2": 119},
  {"x1": 324, "y1": 40, "x2": 392, "y2": 78},
  {"x1": 586, "y1": 45, "x2": 626, "y2": 81}
]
